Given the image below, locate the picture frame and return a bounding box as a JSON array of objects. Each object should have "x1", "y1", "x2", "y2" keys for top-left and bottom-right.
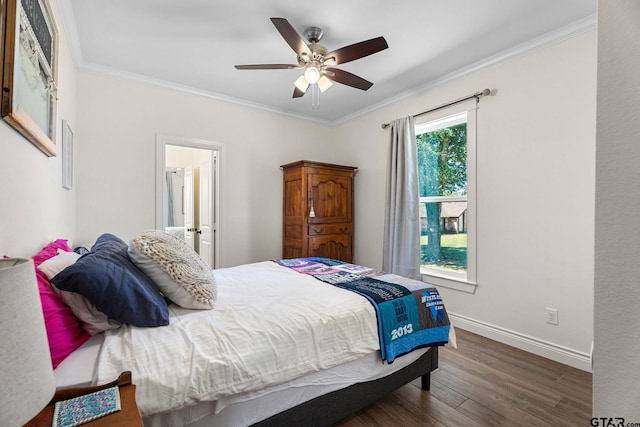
[
  {"x1": 61, "y1": 119, "x2": 72, "y2": 189},
  {"x1": 0, "y1": 0, "x2": 58, "y2": 157}
]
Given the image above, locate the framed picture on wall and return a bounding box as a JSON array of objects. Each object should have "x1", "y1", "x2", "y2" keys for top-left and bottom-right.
[
  {"x1": 0, "y1": 0, "x2": 58, "y2": 157},
  {"x1": 62, "y1": 120, "x2": 72, "y2": 189}
]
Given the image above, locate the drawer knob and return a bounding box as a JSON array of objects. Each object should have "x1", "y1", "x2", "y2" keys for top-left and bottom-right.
[
  {"x1": 314, "y1": 227, "x2": 323, "y2": 233},
  {"x1": 339, "y1": 227, "x2": 348, "y2": 233}
]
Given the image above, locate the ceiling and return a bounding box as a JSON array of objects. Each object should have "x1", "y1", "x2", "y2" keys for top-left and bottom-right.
[{"x1": 58, "y1": 0, "x2": 596, "y2": 126}]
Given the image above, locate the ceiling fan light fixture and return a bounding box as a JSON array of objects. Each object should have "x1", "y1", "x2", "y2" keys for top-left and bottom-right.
[
  {"x1": 294, "y1": 75, "x2": 310, "y2": 92},
  {"x1": 318, "y1": 75, "x2": 333, "y2": 93},
  {"x1": 234, "y1": 18, "x2": 388, "y2": 101},
  {"x1": 304, "y1": 63, "x2": 321, "y2": 84}
]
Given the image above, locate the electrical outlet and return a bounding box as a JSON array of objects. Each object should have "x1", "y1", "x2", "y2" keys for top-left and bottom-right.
[{"x1": 546, "y1": 308, "x2": 559, "y2": 325}]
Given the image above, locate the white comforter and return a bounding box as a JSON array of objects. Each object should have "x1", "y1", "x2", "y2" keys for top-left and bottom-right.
[{"x1": 96, "y1": 261, "x2": 380, "y2": 416}]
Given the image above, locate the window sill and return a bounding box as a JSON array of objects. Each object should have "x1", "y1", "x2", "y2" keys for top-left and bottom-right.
[{"x1": 420, "y1": 269, "x2": 477, "y2": 294}]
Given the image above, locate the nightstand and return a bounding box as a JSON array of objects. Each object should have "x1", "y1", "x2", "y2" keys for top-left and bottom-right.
[{"x1": 24, "y1": 371, "x2": 143, "y2": 426}]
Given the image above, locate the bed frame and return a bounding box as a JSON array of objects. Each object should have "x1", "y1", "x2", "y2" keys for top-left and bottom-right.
[{"x1": 254, "y1": 346, "x2": 439, "y2": 427}]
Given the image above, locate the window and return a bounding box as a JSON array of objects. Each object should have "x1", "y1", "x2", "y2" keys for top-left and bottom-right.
[{"x1": 415, "y1": 100, "x2": 476, "y2": 288}]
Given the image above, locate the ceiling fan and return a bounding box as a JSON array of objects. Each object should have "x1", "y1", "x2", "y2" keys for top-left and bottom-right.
[{"x1": 235, "y1": 18, "x2": 388, "y2": 99}]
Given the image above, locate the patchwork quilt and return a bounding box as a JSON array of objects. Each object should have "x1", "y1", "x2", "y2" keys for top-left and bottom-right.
[{"x1": 275, "y1": 258, "x2": 451, "y2": 363}]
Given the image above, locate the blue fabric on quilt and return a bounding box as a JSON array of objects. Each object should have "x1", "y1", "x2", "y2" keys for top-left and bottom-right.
[
  {"x1": 276, "y1": 257, "x2": 450, "y2": 363},
  {"x1": 52, "y1": 233, "x2": 169, "y2": 327}
]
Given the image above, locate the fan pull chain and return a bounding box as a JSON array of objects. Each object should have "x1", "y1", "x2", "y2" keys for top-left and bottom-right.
[{"x1": 311, "y1": 84, "x2": 320, "y2": 110}]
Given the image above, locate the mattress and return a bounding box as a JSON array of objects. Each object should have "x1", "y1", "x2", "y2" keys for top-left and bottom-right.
[
  {"x1": 54, "y1": 335, "x2": 431, "y2": 427},
  {"x1": 54, "y1": 334, "x2": 104, "y2": 388},
  {"x1": 146, "y1": 347, "x2": 432, "y2": 427}
]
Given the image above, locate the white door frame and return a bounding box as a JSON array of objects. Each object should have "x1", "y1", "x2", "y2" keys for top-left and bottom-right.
[{"x1": 155, "y1": 134, "x2": 223, "y2": 268}]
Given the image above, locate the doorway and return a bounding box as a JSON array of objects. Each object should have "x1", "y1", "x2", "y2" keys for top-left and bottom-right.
[{"x1": 155, "y1": 135, "x2": 222, "y2": 268}]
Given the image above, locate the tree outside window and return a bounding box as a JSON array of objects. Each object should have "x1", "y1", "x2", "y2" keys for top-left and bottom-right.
[{"x1": 417, "y1": 114, "x2": 468, "y2": 275}]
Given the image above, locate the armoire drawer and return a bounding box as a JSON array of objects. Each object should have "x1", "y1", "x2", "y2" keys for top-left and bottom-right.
[{"x1": 308, "y1": 223, "x2": 352, "y2": 236}]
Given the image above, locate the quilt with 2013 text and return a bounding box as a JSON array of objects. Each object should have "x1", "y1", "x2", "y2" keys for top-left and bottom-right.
[{"x1": 276, "y1": 257, "x2": 451, "y2": 363}]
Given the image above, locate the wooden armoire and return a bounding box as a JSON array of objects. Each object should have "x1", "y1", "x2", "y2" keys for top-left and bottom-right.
[{"x1": 281, "y1": 160, "x2": 357, "y2": 263}]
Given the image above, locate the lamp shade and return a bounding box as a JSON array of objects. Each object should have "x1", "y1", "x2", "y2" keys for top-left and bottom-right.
[
  {"x1": 317, "y1": 75, "x2": 333, "y2": 93},
  {"x1": 0, "y1": 258, "x2": 55, "y2": 426},
  {"x1": 294, "y1": 75, "x2": 310, "y2": 92}
]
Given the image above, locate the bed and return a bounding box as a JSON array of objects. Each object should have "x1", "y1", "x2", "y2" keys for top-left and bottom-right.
[{"x1": 34, "y1": 233, "x2": 454, "y2": 426}]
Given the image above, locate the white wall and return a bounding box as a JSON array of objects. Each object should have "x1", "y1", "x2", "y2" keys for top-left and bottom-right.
[
  {"x1": 335, "y1": 32, "x2": 597, "y2": 370},
  {"x1": 0, "y1": 0, "x2": 77, "y2": 258},
  {"x1": 166, "y1": 144, "x2": 201, "y2": 168},
  {"x1": 594, "y1": 0, "x2": 640, "y2": 419},
  {"x1": 74, "y1": 73, "x2": 336, "y2": 267}
]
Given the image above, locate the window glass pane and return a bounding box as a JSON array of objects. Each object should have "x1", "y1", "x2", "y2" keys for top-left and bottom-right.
[
  {"x1": 417, "y1": 120, "x2": 467, "y2": 198},
  {"x1": 420, "y1": 201, "x2": 467, "y2": 273},
  {"x1": 417, "y1": 115, "x2": 468, "y2": 274}
]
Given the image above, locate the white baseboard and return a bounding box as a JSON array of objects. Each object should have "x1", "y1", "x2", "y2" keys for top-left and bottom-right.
[{"x1": 449, "y1": 312, "x2": 592, "y2": 372}]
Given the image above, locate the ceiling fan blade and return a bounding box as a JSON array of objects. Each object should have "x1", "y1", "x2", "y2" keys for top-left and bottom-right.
[
  {"x1": 270, "y1": 18, "x2": 313, "y2": 58},
  {"x1": 324, "y1": 36, "x2": 388, "y2": 65},
  {"x1": 325, "y1": 68, "x2": 373, "y2": 91},
  {"x1": 234, "y1": 64, "x2": 299, "y2": 70},
  {"x1": 293, "y1": 86, "x2": 306, "y2": 98}
]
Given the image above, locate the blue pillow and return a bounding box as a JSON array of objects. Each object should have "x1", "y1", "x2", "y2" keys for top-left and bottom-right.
[{"x1": 52, "y1": 233, "x2": 169, "y2": 327}]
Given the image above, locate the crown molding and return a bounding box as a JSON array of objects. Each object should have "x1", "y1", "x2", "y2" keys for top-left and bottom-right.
[
  {"x1": 79, "y1": 62, "x2": 336, "y2": 127},
  {"x1": 333, "y1": 14, "x2": 597, "y2": 127},
  {"x1": 55, "y1": 1, "x2": 596, "y2": 128}
]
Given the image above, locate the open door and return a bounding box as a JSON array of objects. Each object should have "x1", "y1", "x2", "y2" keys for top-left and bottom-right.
[
  {"x1": 196, "y1": 155, "x2": 214, "y2": 267},
  {"x1": 157, "y1": 134, "x2": 221, "y2": 268}
]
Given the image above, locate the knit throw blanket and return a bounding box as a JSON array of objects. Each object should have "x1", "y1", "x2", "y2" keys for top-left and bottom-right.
[{"x1": 275, "y1": 257, "x2": 450, "y2": 363}]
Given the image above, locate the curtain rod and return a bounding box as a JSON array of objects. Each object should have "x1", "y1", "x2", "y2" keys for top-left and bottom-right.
[{"x1": 381, "y1": 88, "x2": 492, "y2": 129}]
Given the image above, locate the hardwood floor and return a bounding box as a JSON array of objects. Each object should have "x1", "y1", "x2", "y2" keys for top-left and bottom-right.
[{"x1": 335, "y1": 328, "x2": 592, "y2": 427}]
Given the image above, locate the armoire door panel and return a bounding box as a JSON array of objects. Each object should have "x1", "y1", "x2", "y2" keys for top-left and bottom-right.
[
  {"x1": 284, "y1": 224, "x2": 304, "y2": 240},
  {"x1": 308, "y1": 175, "x2": 352, "y2": 223},
  {"x1": 308, "y1": 235, "x2": 352, "y2": 264},
  {"x1": 283, "y1": 178, "x2": 304, "y2": 217}
]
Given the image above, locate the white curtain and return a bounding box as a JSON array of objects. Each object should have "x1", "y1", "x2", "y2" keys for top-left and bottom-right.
[{"x1": 383, "y1": 116, "x2": 421, "y2": 279}]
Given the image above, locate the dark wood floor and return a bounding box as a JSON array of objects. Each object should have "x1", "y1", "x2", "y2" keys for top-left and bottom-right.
[{"x1": 335, "y1": 328, "x2": 592, "y2": 427}]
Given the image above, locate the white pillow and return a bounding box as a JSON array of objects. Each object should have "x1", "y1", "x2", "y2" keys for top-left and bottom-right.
[
  {"x1": 39, "y1": 248, "x2": 121, "y2": 335},
  {"x1": 51, "y1": 285, "x2": 122, "y2": 335},
  {"x1": 37, "y1": 249, "x2": 80, "y2": 279},
  {"x1": 128, "y1": 230, "x2": 216, "y2": 310}
]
